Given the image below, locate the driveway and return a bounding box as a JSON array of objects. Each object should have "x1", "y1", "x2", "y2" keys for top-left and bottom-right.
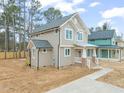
[{"x1": 47, "y1": 68, "x2": 124, "y2": 93}]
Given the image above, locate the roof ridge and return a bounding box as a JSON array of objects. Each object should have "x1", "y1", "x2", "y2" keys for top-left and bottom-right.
[{"x1": 32, "y1": 13, "x2": 77, "y2": 33}]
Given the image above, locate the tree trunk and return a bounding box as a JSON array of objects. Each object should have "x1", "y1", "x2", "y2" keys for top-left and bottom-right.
[
  {"x1": 23, "y1": 0, "x2": 26, "y2": 58},
  {"x1": 19, "y1": 0, "x2": 21, "y2": 58}
]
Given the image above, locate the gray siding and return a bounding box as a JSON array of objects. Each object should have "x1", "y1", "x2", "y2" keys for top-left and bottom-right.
[
  {"x1": 60, "y1": 16, "x2": 88, "y2": 46},
  {"x1": 39, "y1": 49, "x2": 52, "y2": 67},
  {"x1": 59, "y1": 47, "x2": 75, "y2": 66},
  {"x1": 32, "y1": 30, "x2": 59, "y2": 67}
]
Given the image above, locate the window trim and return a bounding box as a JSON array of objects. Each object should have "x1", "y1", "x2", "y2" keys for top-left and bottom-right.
[
  {"x1": 77, "y1": 31, "x2": 83, "y2": 41},
  {"x1": 65, "y1": 28, "x2": 73, "y2": 40},
  {"x1": 64, "y1": 48, "x2": 71, "y2": 57},
  {"x1": 42, "y1": 49, "x2": 47, "y2": 53}
]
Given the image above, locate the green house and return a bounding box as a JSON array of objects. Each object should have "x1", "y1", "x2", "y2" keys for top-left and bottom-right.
[{"x1": 88, "y1": 30, "x2": 123, "y2": 61}]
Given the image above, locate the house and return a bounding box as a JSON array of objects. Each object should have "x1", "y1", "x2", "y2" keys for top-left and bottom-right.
[
  {"x1": 116, "y1": 36, "x2": 124, "y2": 59},
  {"x1": 88, "y1": 30, "x2": 124, "y2": 62},
  {"x1": 27, "y1": 13, "x2": 98, "y2": 69}
]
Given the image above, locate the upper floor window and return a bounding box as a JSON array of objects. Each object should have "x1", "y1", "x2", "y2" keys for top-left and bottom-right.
[
  {"x1": 77, "y1": 32, "x2": 83, "y2": 40},
  {"x1": 65, "y1": 28, "x2": 73, "y2": 40}
]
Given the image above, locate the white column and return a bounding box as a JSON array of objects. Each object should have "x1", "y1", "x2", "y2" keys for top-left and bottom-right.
[
  {"x1": 93, "y1": 48, "x2": 96, "y2": 57},
  {"x1": 118, "y1": 49, "x2": 120, "y2": 59},
  {"x1": 116, "y1": 49, "x2": 118, "y2": 58},
  {"x1": 98, "y1": 49, "x2": 101, "y2": 58},
  {"x1": 108, "y1": 49, "x2": 109, "y2": 59},
  {"x1": 82, "y1": 48, "x2": 87, "y2": 58}
]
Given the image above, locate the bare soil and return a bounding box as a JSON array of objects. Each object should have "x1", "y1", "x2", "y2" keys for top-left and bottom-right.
[
  {"x1": 98, "y1": 61, "x2": 124, "y2": 88},
  {"x1": 0, "y1": 59, "x2": 96, "y2": 93}
]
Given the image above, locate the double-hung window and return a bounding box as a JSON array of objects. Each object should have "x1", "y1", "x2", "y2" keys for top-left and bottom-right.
[
  {"x1": 77, "y1": 32, "x2": 83, "y2": 41},
  {"x1": 65, "y1": 28, "x2": 73, "y2": 40},
  {"x1": 64, "y1": 48, "x2": 71, "y2": 57}
]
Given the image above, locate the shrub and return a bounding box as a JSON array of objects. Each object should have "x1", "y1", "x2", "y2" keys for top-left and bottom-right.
[{"x1": 25, "y1": 59, "x2": 30, "y2": 66}]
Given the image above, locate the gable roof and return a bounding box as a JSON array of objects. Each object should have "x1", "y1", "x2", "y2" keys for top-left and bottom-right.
[
  {"x1": 88, "y1": 30, "x2": 116, "y2": 40},
  {"x1": 32, "y1": 13, "x2": 77, "y2": 34},
  {"x1": 32, "y1": 39, "x2": 53, "y2": 48}
]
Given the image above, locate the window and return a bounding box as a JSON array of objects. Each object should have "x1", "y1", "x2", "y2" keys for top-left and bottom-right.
[
  {"x1": 77, "y1": 32, "x2": 83, "y2": 40},
  {"x1": 65, "y1": 28, "x2": 73, "y2": 40},
  {"x1": 64, "y1": 48, "x2": 71, "y2": 57},
  {"x1": 42, "y1": 49, "x2": 47, "y2": 53}
]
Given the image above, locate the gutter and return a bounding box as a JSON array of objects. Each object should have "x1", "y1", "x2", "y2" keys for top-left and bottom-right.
[{"x1": 31, "y1": 27, "x2": 59, "y2": 36}]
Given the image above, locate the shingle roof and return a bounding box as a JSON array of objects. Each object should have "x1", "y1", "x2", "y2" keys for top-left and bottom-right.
[
  {"x1": 98, "y1": 45, "x2": 120, "y2": 49},
  {"x1": 88, "y1": 30, "x2": 115, "y2": 40},
  {"x1": 33, "y1": 13, "x2": 76, "y2": 33},
  {"x1": 32, "y1": 39, "x2": 53, "y2": 48}
]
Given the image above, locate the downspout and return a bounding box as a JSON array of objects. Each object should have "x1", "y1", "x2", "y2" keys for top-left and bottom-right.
[
  {"x1": 29, "y1": 49, "x2": 31, "y2": 67},
  {"x1": 37, "y1": 49, "x2": 40, "y2": 70},
  {"x1": 58, "y1": 29, "x2": 61, "y2": 70}
]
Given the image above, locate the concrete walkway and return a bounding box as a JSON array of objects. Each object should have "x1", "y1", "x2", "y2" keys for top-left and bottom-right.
[{"x1": 47, "y1": 68, "x2": 124, "y2": 93}]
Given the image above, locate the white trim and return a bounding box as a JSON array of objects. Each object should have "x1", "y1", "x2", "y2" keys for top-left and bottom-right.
[
  {"x1": 60, "y1": 13, "x2": 78, "y2": 28},
  {"x1": 64, "y1": 48, "x2": 71, "y2": 57},
  {"x1": 60, "y1": 45, "x2": 74, "y2": 47},
  {"x1": 65, "y1": 28, "x2": 73, "y2": 40},
  {"x1": 42, "y1": 49, "x2": 47, "y2": 53}
]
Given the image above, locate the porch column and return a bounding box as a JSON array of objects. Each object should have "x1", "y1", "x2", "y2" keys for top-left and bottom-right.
[
  {"x1": 82, "y1": 48, "x2": 87, "y2": 58},
  {"x1": 108, "y1": 49, "x2": 109, "y2": 59},
  {"x1": 115, "y1": 49, "x2": 118, "y2": 58},
  {"x1": 93, "y1": 48, "x2": 96, "y2": 57},
  {"x1": 98, "y1": 49, "x2": 101, "y2": 58},
  {"x1": 118, "y1": 49, "x2": 121, "y2": 60}
]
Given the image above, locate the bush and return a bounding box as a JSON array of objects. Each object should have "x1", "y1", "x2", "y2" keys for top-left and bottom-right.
[{"x1": 25, "y1": 59, "x2": 30, "y2": 66}]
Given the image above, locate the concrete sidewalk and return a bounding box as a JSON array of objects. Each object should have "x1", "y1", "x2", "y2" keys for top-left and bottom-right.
[{"x1": 47, "y1": 68, "x2": 124, "y2": 93}]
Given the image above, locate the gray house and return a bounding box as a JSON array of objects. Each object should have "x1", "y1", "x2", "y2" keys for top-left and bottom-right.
[{"x1": 27, "y1": 13, "x2": 98, "y2": 69}]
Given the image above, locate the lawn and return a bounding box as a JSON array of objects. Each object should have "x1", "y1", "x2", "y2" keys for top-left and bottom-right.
[
  {"x1": 98, "y1": 61, "x2": 124, "y2": 88},
  {"x1": 0, "y1": 59, "x2": 97, "y2": 93}
]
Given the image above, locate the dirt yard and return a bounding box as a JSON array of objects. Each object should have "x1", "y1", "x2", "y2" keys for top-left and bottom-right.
[
  {"x1": 0, "y1": 59, "x2": 97, "y2": 93},
  {"x1": 98, "y1": 61, "x2": 124, "y2": 88}
]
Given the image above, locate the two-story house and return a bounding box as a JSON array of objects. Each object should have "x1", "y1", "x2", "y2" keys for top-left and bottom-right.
[
  {"x1": 27, "y1": 13, "x2": 98, "y2": 69},
  {"x1": 88, "y1": 30, "x2": 124, "y2": 61}
]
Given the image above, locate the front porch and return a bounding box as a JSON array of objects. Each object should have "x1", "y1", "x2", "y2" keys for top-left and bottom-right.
[
  {"x1": 97, "y1": 46, "x2": 124, "y2": 62},
  {"x1": 74, "y1": 42, "x2": 99, "y2": 69}
]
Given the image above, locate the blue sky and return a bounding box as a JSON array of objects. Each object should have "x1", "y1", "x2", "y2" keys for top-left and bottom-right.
[{"x1": 39, "y1": 0, "x2": 124, "y2": 36}]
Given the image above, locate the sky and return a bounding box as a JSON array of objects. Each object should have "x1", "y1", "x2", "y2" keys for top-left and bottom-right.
[{"x1": 39, "y1": 0, "x2": 124, "y2": 36}]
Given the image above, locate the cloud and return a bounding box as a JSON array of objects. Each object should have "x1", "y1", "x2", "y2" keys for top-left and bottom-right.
[
  {"x1": 89, "y1": 2, "x2": 100, "y2": 7},
  {"x1": 38, "y1": 0, "x2": 86, "y2": 14},
  {"x1": 39, "y1": 0, "x2": 61, "y2": 8},
  {"x1": 72, "y1": 0, "x2": 85, "y2": 5},
  {"x1": 101, "y1": 7, "x2": 124, "y2": 19}
]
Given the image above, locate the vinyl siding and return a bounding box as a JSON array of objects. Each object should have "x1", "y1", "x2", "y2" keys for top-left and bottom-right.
[
  {"x1": 32, "y1": 30, "x2": 59, "y2": 67},
  {"x1": 60, "y1": 15, "x2": 88, "y2": 46},
  {"x1": 59, "y1": 47, "x2": 75, "y2": 66}
]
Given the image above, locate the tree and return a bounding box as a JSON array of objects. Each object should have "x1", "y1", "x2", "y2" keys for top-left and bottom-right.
[
  {"x1": 0, "y1": 0, "x2": 20, "y2": 52},
  {"x1": 28, "y1": 0, "x2": 42, "y2": 33},
  {"x1": 102, "y1": 22, "x2": 111, "y2": 31},
  {"x1": 43, "y1": 7, "x2": 63, "y2": 23}
]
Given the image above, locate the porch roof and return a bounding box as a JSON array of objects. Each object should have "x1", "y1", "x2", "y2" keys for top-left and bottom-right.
[
  {"x1": 32, "y1": 39, "x2": 53, "y2": 49},
  {"x1": 75, "y1": 42, "x2": 97, "y2": 48},
  {"x1": 98, "y1": 45, "x2": 121, "y2": 49}
]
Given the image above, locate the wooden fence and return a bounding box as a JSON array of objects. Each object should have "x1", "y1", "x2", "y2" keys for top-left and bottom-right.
[{"x1": 0, "y1": 51, "x2": 28, "y2": 59}]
